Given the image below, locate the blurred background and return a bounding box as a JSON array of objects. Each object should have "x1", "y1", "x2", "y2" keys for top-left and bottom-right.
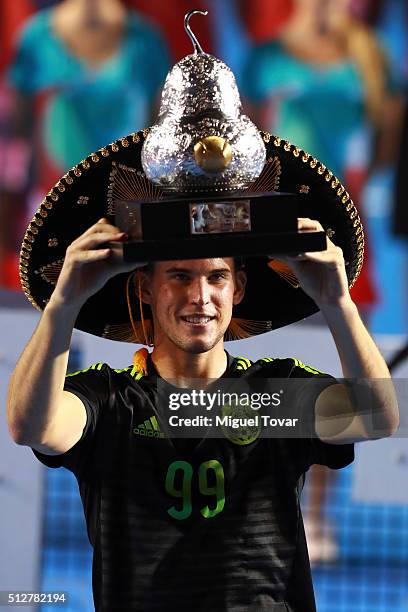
[{"x1": 1, "y1": 1, "x2": 408, "y2": 610}]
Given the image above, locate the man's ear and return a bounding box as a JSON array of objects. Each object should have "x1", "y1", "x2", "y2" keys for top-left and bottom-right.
[
  {"x1": 233, "y1": 270, "x2": 247, "y2": 305},
  {"x1": 137, "y1": 270, "x2": 153, "y2": 305}
]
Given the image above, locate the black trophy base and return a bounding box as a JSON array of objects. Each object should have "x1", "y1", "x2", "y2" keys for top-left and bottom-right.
[{"x1": 116, "y1": 190, "x2": 326, "y2": 262}]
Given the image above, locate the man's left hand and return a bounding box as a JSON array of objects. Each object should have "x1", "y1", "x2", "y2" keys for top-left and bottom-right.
[{"x1": 279, "y1": 217, "x2": 352, "y2": 308}]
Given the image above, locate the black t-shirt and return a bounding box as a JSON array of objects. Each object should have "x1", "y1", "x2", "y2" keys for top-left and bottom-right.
[{"x1": 32, "y1": 353, "x2": 354, "y2": 612}]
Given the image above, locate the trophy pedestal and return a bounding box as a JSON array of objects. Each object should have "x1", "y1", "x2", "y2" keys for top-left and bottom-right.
[{"x1": 115, "y1": 191, "x2": 327, "y2": 262}]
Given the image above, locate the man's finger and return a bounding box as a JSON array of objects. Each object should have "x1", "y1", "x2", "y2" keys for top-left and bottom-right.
[
  {"x1": 69, "y1": 249, "x2": 113, "y2": 265},
  {"x1": 79, "y1": 219, "x2": 123, "y2": 239},
  {"x1": 73, "y1": 232, "x2": 127, "y2": 252},
  {"x1": 297, "y1": 218, "x2": 324, "y2": 232},
  {"x1": 285, "y1": 250, "x2": 344, "y2": 264}
]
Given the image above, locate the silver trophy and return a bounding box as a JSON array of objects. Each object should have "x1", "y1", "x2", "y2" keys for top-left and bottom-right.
[{"x1": 116, "y1": 10, "x2": 325, "y2": 261}]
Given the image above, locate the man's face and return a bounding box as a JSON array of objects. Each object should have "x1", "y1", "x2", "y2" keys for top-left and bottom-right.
[{"x1": 140, "y1": 258, "x2": 246, "y2": 354}]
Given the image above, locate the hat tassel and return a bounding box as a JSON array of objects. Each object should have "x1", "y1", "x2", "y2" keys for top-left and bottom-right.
[{"x1": 132, "y1": 347, "x2": 149, "y2": 375}]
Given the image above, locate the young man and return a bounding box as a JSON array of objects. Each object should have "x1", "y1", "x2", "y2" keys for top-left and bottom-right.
[
  {"x1": 6, "y1": 15, "x2": 399, "y2": 608},
  {"x1": 7, "y1": 214, "x2": 398, "y2": 611}
]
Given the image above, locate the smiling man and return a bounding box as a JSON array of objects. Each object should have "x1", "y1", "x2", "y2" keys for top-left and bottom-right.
[
  {"x1": 138, "y1": 257, "x2": 246, "y2": 378},
  {"x1": 7, "y1": 213, "x2": 398, "y2": 612},
  {"x1": 6, "y1": 11, "x2": 399, "y2": 610}
]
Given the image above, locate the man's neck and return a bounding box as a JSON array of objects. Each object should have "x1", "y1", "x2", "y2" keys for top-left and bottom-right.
[{"x1": 151, "y1": 343, "x2": 228, "y2": 387}]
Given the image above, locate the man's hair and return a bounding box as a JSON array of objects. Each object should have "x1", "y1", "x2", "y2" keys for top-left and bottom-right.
[{"x1": 234, "y1": 256, "x2": 245, "y2": 271}]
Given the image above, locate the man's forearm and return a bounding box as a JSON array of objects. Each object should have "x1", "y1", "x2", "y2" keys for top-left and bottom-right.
[
  {"x1": 320, "y1": 300, "x2": 399, "y2": 436},
  {"x1": 6, "y1": 302, "x2": 79, "y2": 444},
  {"x1": 321, "y1": 301, "x2": 389, "y2": 377},
  {"x1": 7, "y1": 218, "x2": 136, "y2": 447}
]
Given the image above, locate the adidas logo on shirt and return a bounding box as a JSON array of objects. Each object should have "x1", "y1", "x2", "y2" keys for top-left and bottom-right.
[{"x1": 133, "y1": 415, "x2": 165, "y2": 438}]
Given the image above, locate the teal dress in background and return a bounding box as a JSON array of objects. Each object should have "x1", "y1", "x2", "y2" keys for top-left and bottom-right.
[
  {"x1": 242, "y1": 40, "x2": 377, "y2": 306},
  {"x1": 8, "y1": 8, "x2": 170, "y2": 188},
  {"x1": 242, "y1": 40, "x2": 372, "y2": 181}
]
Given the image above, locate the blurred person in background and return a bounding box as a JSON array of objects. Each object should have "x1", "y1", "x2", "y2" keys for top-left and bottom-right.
[
  {"x1": 241, "y1": 0, "x2": 402, "y2": 564},
  {"x1": 1, "y1": 0, "x2": 170, "y2": 289},
  {"x1": 0, "y1": 0, "x2": 35, "y2": 287}
]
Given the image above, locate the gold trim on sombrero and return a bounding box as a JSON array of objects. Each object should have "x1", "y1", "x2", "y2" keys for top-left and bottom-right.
[
  {"x1": 261, "y1": 131, "x2": 364, "y2": 289},
  {"x1": 267, "y1": 259, "x2": 300, "y2": 289},
  {"x1": 77, "y1": 196, "x2": 90, "y2": 206},
  {"x1": 102, "y1": 321, "x2": 154, "y2": 345},
  {"x1": 18, "y1": 130, "x2": 150, "y2": 312},
  {"x1": 225, "y1": 318, "x2": 273, "y2": 341},
  {"x1": 107, "y1": 161, "x2": 164, "y2": 216},
  {"x1": 249, "y1": 156, "x2": 281, "y2": 193},
  {"x1": 34, "y1": 259, "x2": 64, "y2": 285},
  {"x1": 102, "y1": 323, "x2": 139, "y2": 343}
]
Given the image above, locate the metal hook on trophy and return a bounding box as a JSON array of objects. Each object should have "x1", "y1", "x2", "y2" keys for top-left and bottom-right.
[{"x1": 184, "y1": 9, "x2": 208, "y2": 54}]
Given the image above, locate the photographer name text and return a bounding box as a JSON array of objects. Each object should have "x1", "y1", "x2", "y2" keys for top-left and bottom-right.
[{"x1": 168, "y1": 415, "x2": 298, "y2": 428}]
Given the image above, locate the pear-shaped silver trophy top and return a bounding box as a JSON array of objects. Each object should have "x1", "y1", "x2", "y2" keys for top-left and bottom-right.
[{"x1": 141, "y1": 9, "x2": 266, "y2": 193}]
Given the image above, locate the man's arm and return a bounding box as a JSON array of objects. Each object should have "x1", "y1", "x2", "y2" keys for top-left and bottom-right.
[
  {"x1": 315, "y1": 301, "x2": 399, "y2": 443},
  {"x1": 281, "y1": 218, "x2": 399, "y2": 444},
  {"x1": 7, "y1": 302, "x2": 86, "y2": 455},
  {"x1": 7, "y1": 219, "x2": 140, "y2": 455}
]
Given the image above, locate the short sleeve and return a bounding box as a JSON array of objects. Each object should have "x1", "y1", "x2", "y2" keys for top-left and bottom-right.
[
  {"x1": 288, "y1": 362, "x2": 355, "y2": 471},
  {"x1": 32, "y1": 363, "x2": 111, "y2": 475},
  {"x1": 252, "y1": 357, "x2": 355, "y2": 474},
  {"x1": 310, "y1": 436, "x2": 354, "y2": 470}
]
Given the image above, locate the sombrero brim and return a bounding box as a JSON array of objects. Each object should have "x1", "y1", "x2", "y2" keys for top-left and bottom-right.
[{"x1": 20, "y1": 129, "x2": 363, "y2": 342}]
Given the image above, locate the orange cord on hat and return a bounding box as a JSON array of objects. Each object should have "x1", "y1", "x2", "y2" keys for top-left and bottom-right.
[
  {"x1": 125, "y1": 271, "x2": 154, "y2": 347},
  {"x1": 126, "y1": 271, "x2": 139, "y2": 341},
  {"x1": 125, "y1": 271, "x2": 153, "y2": 373},
  {"x1": 138, "y1": 274, "x2": 154, "y2": 348}
]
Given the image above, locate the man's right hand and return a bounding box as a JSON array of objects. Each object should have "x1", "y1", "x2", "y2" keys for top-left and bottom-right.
[
  {"x1": 48, "y1": 218, "x2": 146, "y2": 312},
  {"x1": 7, "y1": 218, "x2": 147, "y2": 454}
]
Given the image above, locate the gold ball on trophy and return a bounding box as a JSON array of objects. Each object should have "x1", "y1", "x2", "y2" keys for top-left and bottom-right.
[{"x1": 194, "y1": 136, "x2": 232, "y2": 173}]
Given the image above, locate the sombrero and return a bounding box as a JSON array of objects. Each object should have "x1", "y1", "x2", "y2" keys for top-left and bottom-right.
[
  {"x1": 19, "y1": 128, "x2": 363, "y2": 343},
  {"x1": 19, "y1": 12, "x2": 363, "y2": 344}
]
